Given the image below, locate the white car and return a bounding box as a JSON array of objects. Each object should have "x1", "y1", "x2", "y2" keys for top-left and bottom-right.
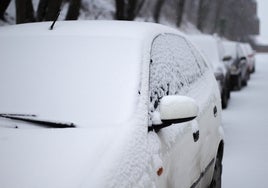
[
  {"x1": 0, "y1": 21, "x2": 224, "y2": 188},
  {"x1": 189, "y1": 35, "x2": 230, "y2": 109},
  {"x1": 241, "y1": 43, "x2": 256, "y2": 73}
]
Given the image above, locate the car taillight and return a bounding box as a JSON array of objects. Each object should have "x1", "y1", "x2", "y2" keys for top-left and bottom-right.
[{"x1": 248, "y1": 54, "x2": 254, "y2": 58}]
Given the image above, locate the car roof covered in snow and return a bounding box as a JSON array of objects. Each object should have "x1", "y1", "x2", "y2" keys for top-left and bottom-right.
[
  {"x1": 0, "y1": 20, "x2": 186, "y2": 42},
  {"x1": 0, "y1": 21, "x2": 188, "y2": 127}
]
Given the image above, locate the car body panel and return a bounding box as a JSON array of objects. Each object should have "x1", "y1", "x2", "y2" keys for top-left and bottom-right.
[
  {"x1": 149, "y1": 34, "x2": 222, "y2": 187},
  {"x1": 0, "y1": 123, "x2": 139, "y2": 188}
]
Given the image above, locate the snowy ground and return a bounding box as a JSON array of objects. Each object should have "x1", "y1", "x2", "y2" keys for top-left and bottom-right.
[{"x1": 222, "y1": 53, "x2": 268, "y2": 187}]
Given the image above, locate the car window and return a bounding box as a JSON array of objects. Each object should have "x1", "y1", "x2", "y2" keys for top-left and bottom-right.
[
  {"x1": 149, "y1": 34, "x2": 208, "y2": 123},
  {"x1": 187, "y1": 39, "x2": 209, "y2": 73},
  {"x1": 223, "y1": 42, "x2": 237, "y2": 59}
]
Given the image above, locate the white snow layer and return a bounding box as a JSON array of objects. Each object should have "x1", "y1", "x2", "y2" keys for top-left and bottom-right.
[
  {"x1": 0, "y1": 31, "x2": 142, "y2": 127},
  {"x1": 222, "y1": 53, "x2": 268, "y2": 188}
]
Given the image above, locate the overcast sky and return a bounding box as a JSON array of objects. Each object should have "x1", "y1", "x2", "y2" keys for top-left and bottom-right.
[{"x1": 257, "y1": 0, "x2": 268, "y2": 37}]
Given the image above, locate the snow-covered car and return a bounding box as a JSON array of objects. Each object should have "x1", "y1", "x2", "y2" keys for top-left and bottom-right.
[
  {"x1": 189, "y1": 35, "x2": 231, "y2": 109},
  {"x1": 0, "y1": 21, "x2": 224, "y2": 188},
  {"x1": 222, "y1": 41, "x2": 249, "y2": 90},
  {"x1": 241, "y1": 43, "x2": 256, "y2": 73}
]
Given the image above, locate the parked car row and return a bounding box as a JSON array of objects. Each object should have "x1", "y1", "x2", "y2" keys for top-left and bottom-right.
[
  {"x1": 188, "y1": 34, "x2": 256, "y2": 109},
  {"x1": 0, "y1": 20, "x2": 257, "y2": 188},
  {"x1": 1, "y1": 21, "x2": 257, "y2": 188},
  {"x1": 223, "y1": 41, "x2": 256, "y2": 89}
]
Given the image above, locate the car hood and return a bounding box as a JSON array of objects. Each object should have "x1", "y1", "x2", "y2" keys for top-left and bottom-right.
[{"x1": 0, "y1": 125, "x2": 132, "y2": 188}]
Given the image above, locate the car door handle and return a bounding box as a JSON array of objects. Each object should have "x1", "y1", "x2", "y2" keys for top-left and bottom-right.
[
  {"x1": 193, "y1": 130, "x2": 199, "y2": 142},
  {"x1": 213, "y1": 106, "x2": 217, "y2": 117}
]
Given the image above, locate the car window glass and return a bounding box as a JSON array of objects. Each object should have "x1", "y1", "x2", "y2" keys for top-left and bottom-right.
[
  {"x1": 237, "y1": 44, "x2": 245, "y2": 58},
  {"x1": 149, "y1": 34, "x2": 207, "y2": 122},
  {"x1": 187, "y1": 40, "x2": 209, "y2": 73}
]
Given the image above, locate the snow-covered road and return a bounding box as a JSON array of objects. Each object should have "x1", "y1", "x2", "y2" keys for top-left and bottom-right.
[{"x1": 222, "y1": 53, "x2": 268, "y2": 187}]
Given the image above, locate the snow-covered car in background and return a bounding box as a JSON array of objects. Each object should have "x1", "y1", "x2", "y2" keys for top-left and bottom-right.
[
  {"x1": 189, "y1": 35, "x2": 231, "y2": 109},
  {"x1": 0, "y1": 21, "x2": 224, "y2": 188},
  {"x1": 222, "y1": 41, "x2": 249, "y2": 90},
  {"x1": 241, "y1": 43, "x2": 256, "y2": 73}
]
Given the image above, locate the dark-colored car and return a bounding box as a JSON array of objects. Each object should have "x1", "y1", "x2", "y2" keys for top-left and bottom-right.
[{"x1": 223, "y1": 41, "x2": 249, "y2": 90}]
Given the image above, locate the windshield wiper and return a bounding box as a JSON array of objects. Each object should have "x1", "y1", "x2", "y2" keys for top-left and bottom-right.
[{"x1": 0, "y1": 114, "x2": 76, "y2": 128}]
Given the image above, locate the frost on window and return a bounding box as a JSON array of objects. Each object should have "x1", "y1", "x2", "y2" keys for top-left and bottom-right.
[
  {"x1": 149, "y1": 34, "x2": 207, "y2": 124},
  {"x1": 187, "y1": 40, "x2": 208, "y2": 74}
]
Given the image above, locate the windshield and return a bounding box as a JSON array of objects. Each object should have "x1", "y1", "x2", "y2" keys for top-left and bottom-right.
[
  {"x1": 0, "y1": 36, "x2": 142, "y2": 127},
  {"x1": 223, "y1": 42, "x2": 237, "y2": 59}
]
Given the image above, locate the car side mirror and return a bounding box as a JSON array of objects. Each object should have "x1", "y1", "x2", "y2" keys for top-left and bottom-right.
[
  {"x1": 222, "y1": 56, "x2": 232, "y2": 61},
  {"x1": 149, "y1": 95, "x2": 198, "y2": 132},
  {"x1": 240, "y1": 56, "x2": 246, "y2": 61}
]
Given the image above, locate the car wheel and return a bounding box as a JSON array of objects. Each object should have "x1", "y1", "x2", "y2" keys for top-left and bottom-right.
[
  {"x1": 236, "y1": 76, "x2": 242, "y2": 91},
  {"x1": 209, "y1": 156, "x2": 222, "y2": 188},
  {"x1": 221, "y1": 90, "x2": 228, "y2": 109},
  {"x1": 227, "y1": 87, "x2": 230, "y2": 99},
  {"x1": 252, "y1": 66, "x2": 255, "y2": 73},
  {"x1": 226, "y1": 79, "x2": 231, "y2": 99}
]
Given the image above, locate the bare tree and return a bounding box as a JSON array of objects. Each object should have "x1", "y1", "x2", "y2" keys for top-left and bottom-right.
[
  {"x1": 37, "y1": 0, "x2": 62, "y2": 21},
  {"x1": 44, "y1": 0, "x2": 62, "y2": 21},
  {"x1": 176, "y1": 0, "x2": 185, "y2": 27},
  {"x1": 15, "y1": 0, "x2": 35, "y2": 24},
  {"x1": 66, "y1": 0, "x2": 81, "y2": 20},
  {"x1": 197, "y1": 0, "x2": 210, "y2": 31},
  {"x1": 115, "y1": 0, "x2": 125, "y2": 20},
  {"x1": 37, "y1": 0, "x2": 48, "y2": 21},
  {"x1": 126, "y1": 0, "x2": 144, "y2": 20},
  {"x1": 115, "y1": 0, "x2": 144, "y2": 20},
  {"x1": 213, "y1": 0, "x2": 224, "y2": 33},
  {"x1": 0, "y1": 0, "x2": 11, "y2": 20},
  {"x1": 153, "y1": 0, "x2": 164, "y2": 23}
]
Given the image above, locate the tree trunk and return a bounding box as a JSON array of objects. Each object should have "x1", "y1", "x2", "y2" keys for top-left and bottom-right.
[
  {"x1": 126, "y1": 0, "x2": 137, "y2": 20},
  {"x1": 44, "y1": 0, "x2": 62, "y2": 21},
  {"x1": 37, "y1": 0, "x2": 48, "y2": 21},
  {"x1": 213, "y1": 0, "x2": 224, "y2": 34},
  {"x1": 0, "y1": 0, "x2": 11, "y2": 20},
  {"x1": 115, "y1": 0, "x2": 125, "y2": 20},
  {"x1": 176, "y1": 0, "x2": 185, "y2": 27},
  {"x1": 197, "y1": 0, "x2": 208, "y2": 31},
  {"x1": 153, "y1": 0, "x2": 164, "y2": 23},
  {"x1": 65, "y1": 0, "x2": 81, "y2": 20},
  {"x1": 16, "y1": 0, "x2": 35, "y2": 24}
]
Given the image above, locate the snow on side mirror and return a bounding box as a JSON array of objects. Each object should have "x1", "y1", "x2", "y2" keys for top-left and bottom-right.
[{"x1": 149, "y1": 95, "x2": 199, "y2": 132}]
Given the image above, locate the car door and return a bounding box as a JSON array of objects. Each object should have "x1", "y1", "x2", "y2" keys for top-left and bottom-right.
[
  {"x1": 188, "y1": 40, "x2": 222, "y2": 187},
  {"x1": 149, "y1": 33, "x2": 204, "y2": 188}
]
